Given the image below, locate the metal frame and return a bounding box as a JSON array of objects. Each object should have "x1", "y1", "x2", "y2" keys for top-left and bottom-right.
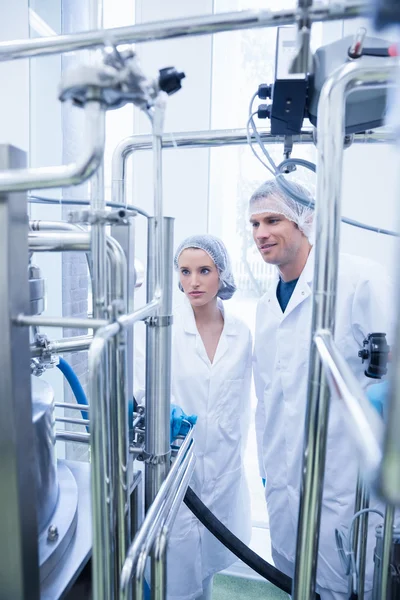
[
  {"x1": 0, "y1": 3, "x2": 368, "y2": 61},
  {"x1": 1, "y1": 5, "x2": 395, "y2": 600},
  {"x1": 120, "y1": 430, "x2": 196, "y2": 600},
  {"x1": 111, "y1": 128, "x2": 392, "y2": 208},
  {"x1": 293, "y1": 60, "x2": 397, "y2": 600},
  {"x1": 0, "y1": 145, "x2": 40, "y2": 599}
]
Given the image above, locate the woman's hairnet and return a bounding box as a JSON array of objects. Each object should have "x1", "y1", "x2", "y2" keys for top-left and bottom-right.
[
  {"x1": 248, "y1": 179, "x2": 314, "y2": 239},
  {"x1": 174, "y1": 234, "x2": 236, "y2": 300}
]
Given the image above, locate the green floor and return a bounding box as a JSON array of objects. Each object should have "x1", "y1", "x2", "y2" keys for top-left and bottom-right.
[{"x1": 213, "y1": 574, "x2": 289, "y2": 600}]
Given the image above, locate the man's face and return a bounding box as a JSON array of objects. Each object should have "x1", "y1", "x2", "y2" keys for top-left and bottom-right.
[{"x1": 250, "y1": 211, "x2": 306, "y2": 267}]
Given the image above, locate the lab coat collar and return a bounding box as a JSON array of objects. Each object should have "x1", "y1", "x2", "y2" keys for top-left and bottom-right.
[
  {"x1": 179, "y1": 295, "x2": 238, "y2": 336},
  {"x1": 264, "y1": 246, "x2": 314, "y2": 321}
]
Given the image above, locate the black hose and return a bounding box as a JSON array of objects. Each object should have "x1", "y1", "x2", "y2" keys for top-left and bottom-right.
[{"x1": 184, "y1": 486, "x2": 321, "y2": 599}]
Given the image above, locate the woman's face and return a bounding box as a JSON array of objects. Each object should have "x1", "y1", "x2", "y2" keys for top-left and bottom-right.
[{"x1": 178, "y1": 248, "x2": 220, "y2": 307}]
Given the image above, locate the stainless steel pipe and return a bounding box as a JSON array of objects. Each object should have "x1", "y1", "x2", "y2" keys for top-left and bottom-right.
[
  {"x1": 88, "y1": 298, "x2": 161, "y2": 600},
  {"x1": 120, "y1": 430, "x2": 195, "y2": 600},
  {"x1": 56, "y1": 416, "x2": 90, "y2": 426},
  {"x1": 55, "y1": 401, "x2": 91, "y2": 411},
  {"x1": 357, "y1": 485, "x2": 370, "y2": 599},
  {"x1": 0, "y1": 102, "x2": 104, "y2": 192},
  {"x1": 314, "y1": 330, "x2": 383, "y2": 474},
  {"x1": 145, "y1": 216, "x2": 174, "y2": 510},
  {"x1": 293, "y1": 60, "x2": 397, "y2": 600},
  {"x1": 0, "y1": 3, "x2": 368, "y2": 62},
  {"x1": 16, "y1": 314, "x2": 107, "y2": 329},
  {"x1": 152, "y1": 452, "x2": 196, "y2": 600},
  {"x1": 111, "y1": 128, "x2": 392, "y2": 208},
  {"x1": 107, "y1": 235, "x2": 131, "y2": 590},
  {"x1": 29, "y1": 220, "x2": 92, "y2": 279},
  {"x1": 379, "y1": 505, "x2": 395, "y2": 599},
  {"x1": 56, "y1": 431, "x2": 90, "y2": 443},
  {"x1": 28, "y1": 231, "x2": 90, "y2": 252},
  {"x1": 31, "y1": 335, "x2": 92, "y2": 357}
]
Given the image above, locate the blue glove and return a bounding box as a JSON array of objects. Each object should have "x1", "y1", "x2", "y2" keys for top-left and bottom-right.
[
  {"x1": 262, "y1": 478, "x2": 266, "y2": 488},
  {"x1": 366, "y1": 381, "x2": 389, "y2": 418},
  {"x1": 170, "y1": 404, "x2": 197, "y2": 441}
]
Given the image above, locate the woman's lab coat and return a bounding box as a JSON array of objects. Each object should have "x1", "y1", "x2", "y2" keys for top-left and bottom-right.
[
  {"x1": 253, "y1": 248, "x2": 394, "y2": 594},
  {"x1": 167, "y1": 296, "x2": 252, "y2": 600}
]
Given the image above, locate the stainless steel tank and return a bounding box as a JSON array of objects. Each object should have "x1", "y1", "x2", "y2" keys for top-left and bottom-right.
[{"x1": 31, "y1": 376, "x2": 59, "y2": 532}]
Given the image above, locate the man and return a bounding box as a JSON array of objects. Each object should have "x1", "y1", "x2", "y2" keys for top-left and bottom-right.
[{"x1": 251, "y1": 179, "x2": 394, "y2": 600}]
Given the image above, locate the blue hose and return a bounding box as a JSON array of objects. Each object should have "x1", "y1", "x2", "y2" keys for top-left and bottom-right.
[{"x1": 56, "y1": 357, "x2": 89, "y2": 424}]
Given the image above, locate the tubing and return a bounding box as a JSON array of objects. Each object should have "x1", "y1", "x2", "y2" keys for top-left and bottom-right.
[
  {"x1": 184, "y1": 487, "x2": 321, "y2": 599},
  {"x1": 56, "y1": 357, "x2": 89, "y2": 422}
]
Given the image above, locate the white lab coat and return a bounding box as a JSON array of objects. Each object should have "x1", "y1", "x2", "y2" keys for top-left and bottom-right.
[
  {"x1": 253, "y1": 248, "x2": 394, "y2": 593},
  {"x1": 166, "y1": 296, "x2": 252, "y2": 600}
]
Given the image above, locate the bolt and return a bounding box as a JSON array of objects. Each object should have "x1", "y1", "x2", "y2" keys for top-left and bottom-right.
[{"x1": 47, "y1": 525, "x2": 59, "y2": 542}]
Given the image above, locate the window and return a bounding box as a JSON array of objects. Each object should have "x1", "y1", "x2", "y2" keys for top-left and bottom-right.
[{"x1": 209, "y1": 0, "x2": 321, "y2": 528}]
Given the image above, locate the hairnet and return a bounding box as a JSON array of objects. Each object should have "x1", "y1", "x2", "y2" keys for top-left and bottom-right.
[
  {"x1": 174, "y1": 234, "x2": 236, "y2": 300},
  {"x1": 248, "y1": 179, "x2": 314, "y2": 239}
]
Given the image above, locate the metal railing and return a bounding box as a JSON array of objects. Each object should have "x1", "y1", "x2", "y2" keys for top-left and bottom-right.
[{"x1": 120, "y1": 430, "x2": 196, "y2": 600}]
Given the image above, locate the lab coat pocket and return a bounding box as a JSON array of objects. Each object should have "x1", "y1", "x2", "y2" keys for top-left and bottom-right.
[
  {"x1": 169, "y1": 501, "x2": 197, "y2": 541},
  {"x1": 217, "y1": 379, "x2": 243, "y2": 442}
]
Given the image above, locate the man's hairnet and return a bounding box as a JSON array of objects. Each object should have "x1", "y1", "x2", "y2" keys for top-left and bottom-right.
[
  {"x1": 248, "y1": 179, "x2": 314, "y2": 239},
  {"x1": 174, "y1": 234, "x2": 236, "y2": 300}
]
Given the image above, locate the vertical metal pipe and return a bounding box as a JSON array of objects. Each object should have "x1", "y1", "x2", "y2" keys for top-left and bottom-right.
[
  {"x1": 153, "y1": 531, "x2": 167, "y2": 600},
  {"x1": 87, "y1": 2, "x2": 112, "y2": 599},
  {"x1": 358, "y1": 485, "x2": 370, "y2": 599},
  {"x1": 380, "y1": 505, "x2": 395, "y2": 600},
  {"x1": 292, "y1": 66, "x2": 348, "y2": 600},
  {"x1": 107, "y1": 236, "x2": 130, "y2": 594},
  {"x1": 145, "y1": 217, "x2": 174, "y2": 509},
  {"x1": 349, "y1": 474, "x2": 363, "y2": 596},
  {"x1": 293, "y1": 61, "x2": 396, "y2": 600}
]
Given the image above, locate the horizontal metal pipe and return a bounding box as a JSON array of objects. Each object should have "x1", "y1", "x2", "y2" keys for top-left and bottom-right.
[
  {"x1": 56, "y1": 416, "x2": 90, "y2": 426},
  {"x1": 31, "y1": 335, "x2": 93, "y2": 357},
  {"x1": 0, "y1": 101, "x2": 104, "y2": 193},
  {"x1": 314, "y1": 330, "x2": 383, "y2": 474},
  {"x1": 111, "y1": 128, "x2": 392, "y2": 206},
  {"x1": 55, "y1": 402, "x2": 91, "y2": 411},
  {"x1": 0, "y1": 3, "x2": 368, "y2": 61},
  {"x1": 56, "y1": 431, "x2": 90, "y2": 443},
  {"x1": 16, "y1": 314, "x2": 108, "y2": 329},
  {"x1": 29, "y1": 220, "x2": 85, "y2": 232},
  {"x1": 113, "y1": 126, "x2": 391, "y2": 167},
  {"x1": 28, "y1": 231, "x2": 90, "y2": 252},
  {"x1": 120, "y1": 430, "x2": 194, "y2": 598},
  {"x1": 117, "y1": 298, "x2": 159, "y2": 328}
]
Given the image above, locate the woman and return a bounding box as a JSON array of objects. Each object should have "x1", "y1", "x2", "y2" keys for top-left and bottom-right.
[{"x1": 167, "y1": 234, "x2": 252, "y2": 600}]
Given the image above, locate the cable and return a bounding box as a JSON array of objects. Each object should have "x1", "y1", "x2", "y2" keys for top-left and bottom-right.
[
  {"x1": 184, "y1": 486, "x2": 321, "y2": 599},
  {"x1": 28, "y1": 194, "x2": 150, "y2": 219},
  {"x1": 335, "y1": 507, "x2": 384, "y2": 591},
  {"x1": 246, "y1": 113, "x2": 275, "y2": 175},
  {"x1": 247, "y1": 92, "x2": 400, "y2": 238}
]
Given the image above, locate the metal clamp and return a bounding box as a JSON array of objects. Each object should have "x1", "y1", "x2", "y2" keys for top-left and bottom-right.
[
  {"x1": 145, "y1": 315, "x2": 173, "y2": 327},
  {"x1": 58, "y1": 46, "x2": 159, "y2": 111},
  {"x1": 141, "y1": 451, "x2": 171, "y2": 466},
  {"x1": 68, "y1": 208, "x2": 131, "y2": 225},
  {"x1": 30, "y1": 333, "x2": 59, "y2": 376}
]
